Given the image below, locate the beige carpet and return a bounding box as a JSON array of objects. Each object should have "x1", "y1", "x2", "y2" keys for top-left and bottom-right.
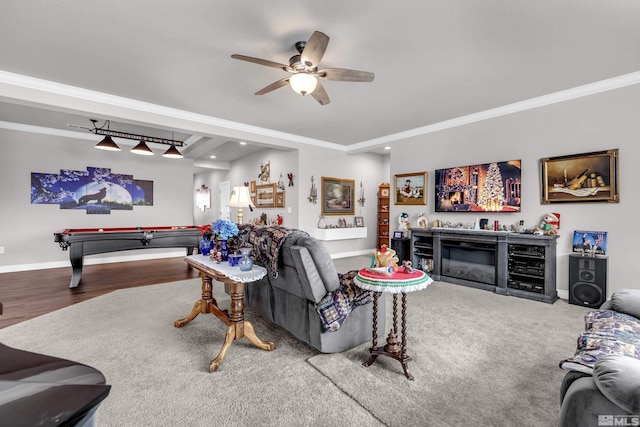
[
  {"x1": 0, "y1": 279, "x2": 382, "y2": 427},
  {"x1": 0, "y1": 266, "x2": 590, "y2": 426},
  {"x1": 308, "y1": 281, "x2": 589, "y2": 426}
]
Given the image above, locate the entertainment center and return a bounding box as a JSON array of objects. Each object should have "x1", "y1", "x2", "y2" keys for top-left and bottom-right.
[{"x1": 411, "y1": 228, "x2": 558, "y2": 303}]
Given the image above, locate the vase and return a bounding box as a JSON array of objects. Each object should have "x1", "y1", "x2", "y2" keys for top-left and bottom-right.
[
  {"x1": 199, "y1": 236, "x2": 213, "y2": 256},
  {"x1": 238, "y1": 247, "x2": 254, "y2": 272},
  {"x1": 219, "y1": 239, "x2": 229, "y2": 261}
]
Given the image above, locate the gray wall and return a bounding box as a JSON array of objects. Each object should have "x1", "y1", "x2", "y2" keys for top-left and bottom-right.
[
  {"x1": 387, "y1": 85, "x2": 640, "y2": 296},
  {"x1": 0, "y1": 129, "x2": 194, "y2": 270},
  {"x1": 2, "y1": 83, "x2": 638, "y2": 297}
]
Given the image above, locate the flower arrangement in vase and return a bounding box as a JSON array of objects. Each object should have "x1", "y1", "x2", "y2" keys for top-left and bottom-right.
[{"x1": 211, "y1": 219, "x2": 239, "y2": 261}]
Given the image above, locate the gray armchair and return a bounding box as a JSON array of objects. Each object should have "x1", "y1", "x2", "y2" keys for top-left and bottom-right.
[{"x1": 560, "y1": 289, "x2": 640, "y2": 426}]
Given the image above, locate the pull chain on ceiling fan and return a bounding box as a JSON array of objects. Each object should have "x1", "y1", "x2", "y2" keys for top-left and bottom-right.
[{"x1": 231, "y1": 31, "x2": 374, "y2": 105}]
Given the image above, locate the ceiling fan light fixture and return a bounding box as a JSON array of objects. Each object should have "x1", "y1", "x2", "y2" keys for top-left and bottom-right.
[
  {"x1": 131, "y1": 140, "x2": 154, "y2": 156},
  {"x1": 289, "y1": 73, "x2": 317, "y2": 96},
  {"x1": 95, "y1": 135, "x2": 121, "y2": 151}
]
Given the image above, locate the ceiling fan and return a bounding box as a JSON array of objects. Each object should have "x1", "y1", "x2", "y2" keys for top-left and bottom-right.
[{"x1": 231, "y1": 31, "x2": 374, "y2": 105}]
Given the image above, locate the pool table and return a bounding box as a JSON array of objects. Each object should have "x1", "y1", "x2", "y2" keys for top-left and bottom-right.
[{"x1": 54, "y1": 226, "x2": 202, "y2": 288}]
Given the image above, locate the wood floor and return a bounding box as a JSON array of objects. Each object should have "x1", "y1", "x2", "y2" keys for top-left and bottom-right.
[{"x1": 0, "y1": 257, "x2": 199, "y2": 329}]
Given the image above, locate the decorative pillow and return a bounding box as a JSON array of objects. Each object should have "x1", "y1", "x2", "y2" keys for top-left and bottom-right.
[
  {"x1": 296, "y1": 236, "x2": 340, "y2": 292},
  {"x1": 594, "y1": 355, "x2": 640, "y2": 414},
  {"x1": 612, "y1": 289, "x2": 640, "y2": 320}
]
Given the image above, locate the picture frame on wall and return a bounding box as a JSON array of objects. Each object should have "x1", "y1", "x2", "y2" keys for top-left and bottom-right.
[
  {"x1": 275, "y1": 191, "x2": 285, "y2": 208},
  {"x1": 250, "y1": 180, "x2": 256, "y2": 193},
  {"x1": 540, "y1": 149, "x2": 619, "y2": 204},
  {"x1": 394, "y1": 172, "x2": 427, "y2": 205},
  {"x1": 321, "y1": 177, "x2": 355, "y2": 216},
  {"x1": 255, "y1": 183, "x2": 276, "y2": 208},
  {"x1": 434, "y1": 160, "x2": 521, "y2": 212}
]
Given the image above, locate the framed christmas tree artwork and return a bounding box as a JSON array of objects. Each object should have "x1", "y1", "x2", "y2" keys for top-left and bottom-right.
[{"x1": 434, "y1": 160, "x2": 522, "y2": 212}]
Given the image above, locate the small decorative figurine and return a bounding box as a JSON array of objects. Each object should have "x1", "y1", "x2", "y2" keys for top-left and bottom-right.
[
  {"x1": 535, "y1": 212, "x2": 560, "y2": 235},
  {"x1": 398, "y1": 212, "x2": 410, "y2": 231},
  {"x1": 277, "y1": 173, "x2": 285, "y2": 191},
  {"x1": 258, "y1": 161, "x2": 270, "y2": 182},
  {"x1": 373, "y1": 244, "x2": 399, "y2": 273},
  {"x1": 416, "y1": 212, "x2": 428, "y2": 228},
  {"x1": 402, "y1": 260, "x2": 416, "y2": 274}
]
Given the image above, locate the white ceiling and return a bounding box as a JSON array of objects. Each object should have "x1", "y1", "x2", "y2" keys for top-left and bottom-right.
[{"x1": 1, "y1": 1, "x2": 639, "y2": 164}]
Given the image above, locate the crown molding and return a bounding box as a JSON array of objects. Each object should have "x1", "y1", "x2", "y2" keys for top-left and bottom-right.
[
  {"x1": 348, "y1": 70, "x2": 640, "y2": 151},
  {"x1": 0, "y1": 70, "x2": 345, "y2": 152},
  {"x1": 2, "y1": 69, "x2": 640, "y2": 153}
]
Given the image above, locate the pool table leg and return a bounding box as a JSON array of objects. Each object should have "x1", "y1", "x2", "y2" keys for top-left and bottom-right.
[{"x1": 68, "y1": 243, "x2": 84, "y2": 288}]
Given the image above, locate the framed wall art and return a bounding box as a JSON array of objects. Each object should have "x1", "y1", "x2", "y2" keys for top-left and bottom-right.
[
  {"x1": 354, "y1": 216, "x2": 364, "y2": 227},
  {"x1": 275, "y1": 191, "x2": 285, "y2": 208},
  {"x1": 250, "y1": 180, "x2": 256, "y2": 193},
  {"x1": 255, "y1": 183, "x2": 276, "y2": 208},
  {"x1": 435, "y1": 160, "x2": 521, "y2": 212},
  {"x1": 394, "y1": 172, "x2": 427, "y2": 205},
  {"x1": 540, "y1": 149, "x2": 619, "y2": 204},
  {"x1": 321, "y1": 177, "x2": 355, "y2": 215}
]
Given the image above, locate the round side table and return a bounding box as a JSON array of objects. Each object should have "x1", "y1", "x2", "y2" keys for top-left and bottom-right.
[{"x1": 355, "y1": 267, "x2": 433, "y2": 380}]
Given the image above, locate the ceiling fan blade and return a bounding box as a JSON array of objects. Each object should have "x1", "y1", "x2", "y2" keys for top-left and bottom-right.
[
  {"x1": 311, "y1": 81, "x2": 331, "y2": 105},
  {"x1": 231, "y1": 54, "x2": 288, "y2": 70},
  {"x1": 301, "y1": 31, "x2": 329, "y2": 69},
  {"x1": 255, "y1": 77, "x2": 290, "y2": 95},
  {"x1": 317, "y1": 68, "x2": 375, "y2": 82}
]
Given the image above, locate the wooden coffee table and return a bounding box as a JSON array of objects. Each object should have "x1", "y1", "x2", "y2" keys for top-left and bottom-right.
[{"x1": 175, "y1": 255, "x2": 276, "y2": 372}]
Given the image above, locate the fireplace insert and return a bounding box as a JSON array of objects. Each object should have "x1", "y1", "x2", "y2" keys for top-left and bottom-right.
[{"x1": 441, "y1": 240, "x2": 497, "y2": 285}]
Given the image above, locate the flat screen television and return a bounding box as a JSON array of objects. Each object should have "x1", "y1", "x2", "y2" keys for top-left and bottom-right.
[{"x1": 435, "y1": 160, "x2": 521, "y2": 212}]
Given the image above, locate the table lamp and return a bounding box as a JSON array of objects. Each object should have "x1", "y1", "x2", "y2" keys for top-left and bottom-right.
[{"x1": 228, "y1": 186, "x2": 253, "y2": 224}]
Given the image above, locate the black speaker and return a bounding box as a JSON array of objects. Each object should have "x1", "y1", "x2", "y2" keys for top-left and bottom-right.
[{"x1": 569, "y1": 255, "x2": 608, "y2": 307}]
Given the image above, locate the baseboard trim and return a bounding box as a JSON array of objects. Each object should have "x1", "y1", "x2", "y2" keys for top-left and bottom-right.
[{"x1": 0, "y1": 250, "x2": 187, "y2": 273}]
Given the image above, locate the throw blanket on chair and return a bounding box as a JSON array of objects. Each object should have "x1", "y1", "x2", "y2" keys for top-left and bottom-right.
[
  {"x1": 315, "y1": 270, "x2": 372, "y2": 332},
  {"x1": 560, "y1": 310, "x2": 640, "y2": 375},
  {"x1": 237, "y1": 224, "x2": 308, "y2": 278}
]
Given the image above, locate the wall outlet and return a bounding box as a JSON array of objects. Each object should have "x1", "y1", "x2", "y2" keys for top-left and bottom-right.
[{"x1": 0, "y1": 246, "x2": 4, "y2": 254}]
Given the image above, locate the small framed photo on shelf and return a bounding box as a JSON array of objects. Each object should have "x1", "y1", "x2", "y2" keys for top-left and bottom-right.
[
  {"x1": 572, "y1": 230, "x2": 607, "y2": 256},
  {"x1": 354, "y1": 216, "x2": 364, "y2": 227}
]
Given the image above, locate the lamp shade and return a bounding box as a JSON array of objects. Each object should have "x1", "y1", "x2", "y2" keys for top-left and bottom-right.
[
  {"x1": 95, "y1": 135, "x2": 121, "y2": 151},
  {"x1": 228, "y1": 186, "x2": 253, "y2": 225},
  {"x1": 162, "y1": 143, "x2": 183, "y2": 159},
  {"x1": 289, "y1": 73, "x2": 318, "y2": 96},
  {"x1": 131, "y1": 140, "x2": 154, "y2": 155},
  {"x1": 228, "y1": 186, "x2": 253, "y2": 208}
]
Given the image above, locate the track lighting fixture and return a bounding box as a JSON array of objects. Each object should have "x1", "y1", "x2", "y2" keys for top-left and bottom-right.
[{"x1": 86, "y1": 119, "x2": 185, "y2": 158}]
